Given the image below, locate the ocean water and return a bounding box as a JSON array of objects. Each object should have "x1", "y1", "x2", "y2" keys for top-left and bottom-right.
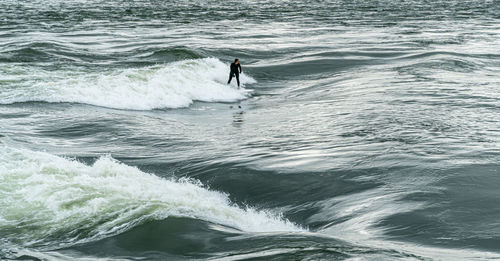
[{"x1": 1, "y1": 0, "x2": 499, "y2": 260}]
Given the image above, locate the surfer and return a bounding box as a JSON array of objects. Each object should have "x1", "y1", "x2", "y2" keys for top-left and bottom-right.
[{"x1": 227, "y1": 58, "x2": 242, "y2": 87}]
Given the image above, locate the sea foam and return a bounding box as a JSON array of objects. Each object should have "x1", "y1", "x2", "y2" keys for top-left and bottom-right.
[{"x1": 0, "y1": 58, "x2": 254, "y2": 110}]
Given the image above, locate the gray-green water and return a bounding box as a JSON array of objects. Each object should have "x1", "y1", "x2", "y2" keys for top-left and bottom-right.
[{"x1": 1, "y1": 0, "x2": 500, "y2": 260}]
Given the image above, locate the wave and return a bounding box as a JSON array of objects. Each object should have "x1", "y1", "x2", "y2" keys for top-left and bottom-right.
[
  {"x1": 0, "y1": 58, "x2": 255, "y2": 110},
  {"x1": 0, "y1": 146, "x2": 300, "y2": 251},
  {"x1": 0, "y1": 41, "x2": 206, "y2": 64},
  {"x1": 133, "y1": 47, "x2": 204, "y2": 62}
]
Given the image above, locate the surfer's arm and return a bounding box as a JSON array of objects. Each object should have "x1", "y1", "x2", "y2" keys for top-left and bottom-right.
[{"x1": 238, "y1": 64, "x2": 242, "y2": 73}]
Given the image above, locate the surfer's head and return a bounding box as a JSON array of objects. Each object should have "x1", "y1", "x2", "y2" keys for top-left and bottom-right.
[{"x1": 234, "y1": 58, "x2": 239, "y2": 64}]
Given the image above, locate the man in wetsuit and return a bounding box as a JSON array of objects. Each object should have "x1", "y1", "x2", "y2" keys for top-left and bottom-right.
[{"x1": 227, "y1": 58, "x2": 242, "y2": 88}]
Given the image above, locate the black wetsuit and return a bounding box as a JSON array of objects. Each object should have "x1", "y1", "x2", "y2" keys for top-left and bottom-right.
[{"x1": 228, "y1": 62, "x2": 242, "y2": 87}]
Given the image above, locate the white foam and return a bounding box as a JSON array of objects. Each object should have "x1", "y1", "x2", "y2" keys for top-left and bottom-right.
[
  {"x1": 0, "y1": 58, "x2": 255, "y2": 110},
  {"x1": 0, "y1": 146, "x2": 300, "y2": 248}
]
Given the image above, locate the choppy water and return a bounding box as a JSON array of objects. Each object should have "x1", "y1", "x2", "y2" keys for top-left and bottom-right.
[{"x1": 1, "y1": 0, "x2": 500, "y2": 260}]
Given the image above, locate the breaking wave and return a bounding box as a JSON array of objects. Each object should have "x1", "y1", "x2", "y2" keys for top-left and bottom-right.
[
  {"x1": 0, "y1": 146, "x2": 299, "y2": 251},
  {"x1": 0, "y1": 58, "x2": 255, "y2": 110}
]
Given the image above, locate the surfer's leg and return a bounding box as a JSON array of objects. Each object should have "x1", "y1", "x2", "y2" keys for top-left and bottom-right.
[
  {"x1": 228, "y1": 73, "x2": 233, "y2": 84},
  {"x1": 236, "y1": 73, "x2": 240, "y2": 87}
]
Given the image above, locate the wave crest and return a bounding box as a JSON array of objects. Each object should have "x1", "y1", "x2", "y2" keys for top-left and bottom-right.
[{"x1": 0, "y1": 58, "x2": 255, "y2": 110}]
